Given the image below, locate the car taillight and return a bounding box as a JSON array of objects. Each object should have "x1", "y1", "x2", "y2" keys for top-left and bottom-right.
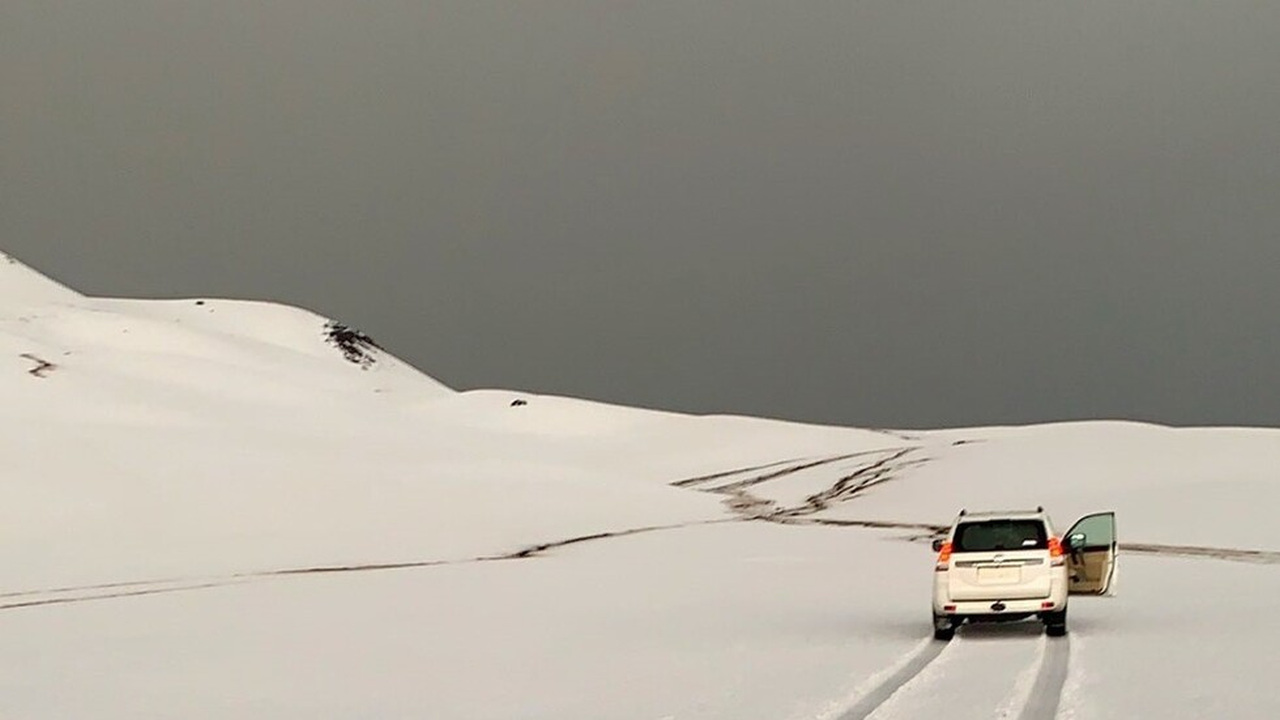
[
  {"x1": 1048, "y1": 537, "x2": 1064, "y2": 566},
  {"x1": 935, "y1": 542, "x2": 952, "y2": 571}
]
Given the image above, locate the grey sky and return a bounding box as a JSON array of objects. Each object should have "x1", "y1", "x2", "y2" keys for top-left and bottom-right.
[{"x1": 4, "y1": 1, "x2": 1279, "y2": 428}]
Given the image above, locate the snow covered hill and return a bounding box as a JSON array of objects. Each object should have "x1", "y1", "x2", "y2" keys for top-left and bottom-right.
[{"x1": 2, "y1": 250, "x2": 1278, "y2": 719}]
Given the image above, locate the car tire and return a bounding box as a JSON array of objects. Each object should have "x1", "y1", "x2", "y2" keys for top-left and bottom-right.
[
  {"x1": 1043, "y1": 609, "x2": 1067, "y2": 637},
  {"x1": 933, "y1": 614, "x2": 956, "y2": 641}
]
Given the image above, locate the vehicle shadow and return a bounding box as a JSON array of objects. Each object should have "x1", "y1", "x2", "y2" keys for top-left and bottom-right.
[{"x1": 956, "y1": 620, "x2": 1046, "y2": 640}]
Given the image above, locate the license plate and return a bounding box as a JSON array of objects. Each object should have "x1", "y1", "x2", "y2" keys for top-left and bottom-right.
[{"x1": 977, "y1": 566, "x2": 1020, "y2": 584}]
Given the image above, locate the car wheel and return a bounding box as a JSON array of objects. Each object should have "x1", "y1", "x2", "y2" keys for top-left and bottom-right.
[
  {"x1": 1043, "y1": 609, "x2": 1067, "y2": 637},
  {"x1": 933, "y1": 614, "x2": 956, "y2": 641}
]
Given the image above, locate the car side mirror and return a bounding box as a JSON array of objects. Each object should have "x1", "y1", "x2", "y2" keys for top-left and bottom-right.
[
  {"x1": 1067, "y1": 532, "x2": 1086, "y2": 548},
  {"x1": 931, "y1": 538, "x2": 946, "y2": 552}
]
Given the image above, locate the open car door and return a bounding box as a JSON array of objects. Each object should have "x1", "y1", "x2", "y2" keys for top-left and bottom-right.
[{"x1": 1065, "y1": 511, "x2": 1117, "y2": 595}]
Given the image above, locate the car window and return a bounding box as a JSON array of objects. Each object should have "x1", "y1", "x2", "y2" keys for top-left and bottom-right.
[
  {"x1": 1067, "y1": 513, "x2": 1115, "y2": 548},
  {"x1": 953, "y1": 520, "x2": 1047, "y2": 552}
]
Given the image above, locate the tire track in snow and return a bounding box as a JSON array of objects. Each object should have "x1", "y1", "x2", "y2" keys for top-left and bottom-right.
[
  {"x1": 837, "y1": 627, "x2": 1070, "y2": 720},
  {"x1": 773, "y1": 448, "x2": 926, "y2": 519},
  {"x1": 844, "y1": 624, "x2": 1055, "y2": 720},
  {"x1": 0, "y1": 521, "x2": 738, "y2": 613},
  {"x1": 1121, "y1": 542, "x2": 1280, "y2": 564},
  {"x1": 0, "y1": 581, "x2": 246, "y2": 611},
  {"x1": 0, "y1": 576, "x2": 198, "y2": 600},
  {"x1": 671, "y1": 446, "x2": 928, "y2": 522},
  {"x1": 835, "y1": 638, "x2": 949, "y2": 720},
  {"x1": 702, "y1": 451, "x2": 889, "y2": 494},
  {"x1": 670, "y1": 457, "x2": 806, "y2": 488},
  {"x1": 1018, "y1": 635, "x2": 1070, "y2": 720},
  {"x1": 6, "y1": 449, "x2": 925, "y2": 612}
]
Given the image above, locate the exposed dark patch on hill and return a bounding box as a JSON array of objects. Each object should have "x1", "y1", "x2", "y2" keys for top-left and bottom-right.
[
  {"x1": 324, "y1": 321, "x2": 382, "y2": 369},
  {"x1": 20, "y1": 353, "x2": 56, "y2": 378}
]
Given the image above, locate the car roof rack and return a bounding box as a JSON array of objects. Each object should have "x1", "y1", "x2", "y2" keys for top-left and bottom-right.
[{"x1": 957, "y1": 507, "x2": 1047, "y2": 517}]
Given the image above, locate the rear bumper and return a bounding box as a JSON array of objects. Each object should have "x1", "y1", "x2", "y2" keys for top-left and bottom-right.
[
  {"x1": 934, "y1": 597, "x2": 1063, "y2": 619},
  {"x1": 933, "y1": 567, "x2": 1068, "y2": 619}
]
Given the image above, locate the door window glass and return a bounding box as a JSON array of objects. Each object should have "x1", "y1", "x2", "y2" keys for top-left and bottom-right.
[{"x1": 1068, "y1": 513, "x2": 1115, "y2": 548}]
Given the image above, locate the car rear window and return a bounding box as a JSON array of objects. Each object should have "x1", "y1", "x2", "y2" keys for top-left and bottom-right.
[{"x1": 953, "y1": 520, "x2": 1048, "y2": 552}]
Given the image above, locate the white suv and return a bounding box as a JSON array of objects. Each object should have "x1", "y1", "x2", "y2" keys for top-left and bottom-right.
[{"x1": 931, "y1": 508, "x2": 1116, "y2": 640}]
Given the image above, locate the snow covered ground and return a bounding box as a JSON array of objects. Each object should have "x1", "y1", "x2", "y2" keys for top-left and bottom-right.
[{"x1": 3, "y1": 250, "x2": 1277, "y2": 718}]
